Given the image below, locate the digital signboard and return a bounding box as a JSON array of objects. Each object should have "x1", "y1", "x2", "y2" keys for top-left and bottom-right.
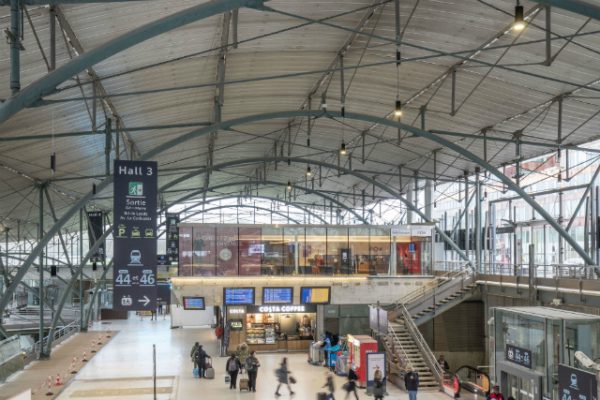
[
  {"x1": 300, "y1": 287, "x2": 331, "y2": 304},
  {"x1": 262, "y1": 287, "x2": 293, "y2": 305},
  {"x1": 224, "y1": 287, "x2": 255, "y2": 305},
  {"x1": 182, "y1": 296, "x2": 205, "y2": 310}
]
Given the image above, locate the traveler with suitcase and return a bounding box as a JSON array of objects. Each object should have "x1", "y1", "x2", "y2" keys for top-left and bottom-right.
[
  {"x1": 226, "y1": 354, "x2": 242, "y2": 389},
  {"x1": 193, "y1": 345, "x2": 210, "y2": 379},
  {"x1": 204, "y1": 358, "x2": 215, "y2": 379},
  {"x1": 245, "y1": 350, "x2": 261, "y2": 392}
]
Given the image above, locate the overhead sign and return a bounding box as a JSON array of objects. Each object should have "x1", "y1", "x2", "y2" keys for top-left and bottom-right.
[
  {"x1": 165, "y1": 212, "x2": 179, "y2": 263},
  {"x1": 411, "y1": 225, "x2": 433, "y2": 237},
  {"x1": 87, "y1": 211, "x2": 105, "y2": 262},
  {"x1": 113, "y1": 160, "x2": 158, "y2": 311},
  {"x1": 505, "y1": 344, "x2": 532, "y2": 369},
  {"x1": 391, "y1": 226, "x2": 411, "y2": 236},
  {"x1": 558, "y1": 364, "x2": 597, "y2": 400}
]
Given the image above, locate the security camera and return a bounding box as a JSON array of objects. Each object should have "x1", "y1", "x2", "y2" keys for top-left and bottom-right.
[{"x1": 575, "y1": 351, "x2": 599, "y2": 370}]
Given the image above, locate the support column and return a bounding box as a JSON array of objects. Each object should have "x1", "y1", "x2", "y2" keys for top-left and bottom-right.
[
  {"x1": 464, "y1": 172, "x2": 470, "y2": 262},
  {"x1": 425, "y1": 180, "x2": 433, "y2": 220},
  {"x1": 10, "y1": 0, "x2": 21, "y2": 94},
  {"x1": 475, "y1": 167, "x2": 482, "y2": 273},
  {"x1": 407, "y1": 184, "x2": 413, "y2": 224},
  {"x1": 79, "y1": 209, "x2": 85, "y2": 331},
  {"x1": 38, "y1": 184, "x2": 48, "y2": 359},
  {"x1": 49, "y1": 6, "x2": 56, "y2": 71}
]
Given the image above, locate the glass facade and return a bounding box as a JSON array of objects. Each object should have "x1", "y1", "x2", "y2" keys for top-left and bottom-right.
[{"x1": 178, "y1": 223, "x2": 433, "y2": 277}]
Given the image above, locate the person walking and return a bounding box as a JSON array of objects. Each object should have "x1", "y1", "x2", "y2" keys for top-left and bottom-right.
[
  {"x1": 404, "y1": 366, "x2": 419, "y2": 400},
  {"x1": 190, "y1": 342, "x2": 200, "y2": 373},
  {"x1": 245, "y1": 350, "x2": 260, "y2": 392},
  {"x1": 275, "y1": 357, "x2": 295, "y2": 397},
  {"x1": 226, "y1": 353, "x2": 242, "y2": 389},
  {"x1": 322, "y1": 371, "x2": 336, "y2": 400},
  {"x1": 194, "y1": 345, "x2": 210, "y2": 379},
  {"x1": 344, "y1": 364, "x2": 359, "y2": 400},
  {"x1": 373, "y1": 366, "x2": 385, "y2": 400}
]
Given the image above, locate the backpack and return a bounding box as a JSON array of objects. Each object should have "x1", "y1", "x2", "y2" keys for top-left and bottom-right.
[
  {"x1": 228, "y1": 359, "x2": 239, "y2": 372},
  {"x1": 245, "y1": 357, "x2": 257, "y2": 372},
  {"x1": 194, "y1": 349, "x2": 206, "y2": 362}
]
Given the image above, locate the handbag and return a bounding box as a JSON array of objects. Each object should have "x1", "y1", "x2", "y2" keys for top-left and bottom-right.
[{"x1": 290, "y1": 376, "x2": 297, "y2": 384}]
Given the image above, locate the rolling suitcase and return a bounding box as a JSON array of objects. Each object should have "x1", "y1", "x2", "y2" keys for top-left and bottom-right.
[
  {"x1": 204, "y1": 359, "x2": 215, "y2": 379},
  {"x1": 239, "y1": 375, "x2": 250, "y2": 391}
]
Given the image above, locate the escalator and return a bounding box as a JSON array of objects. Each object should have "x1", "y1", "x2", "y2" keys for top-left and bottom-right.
[{"x1": 441, "y1": 365, "x2": 490, "y2": 399}]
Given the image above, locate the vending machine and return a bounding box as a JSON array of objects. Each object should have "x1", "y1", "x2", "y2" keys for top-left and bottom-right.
[{"x1": 347, "y1": 334, "x2": 379, "y2": 387}]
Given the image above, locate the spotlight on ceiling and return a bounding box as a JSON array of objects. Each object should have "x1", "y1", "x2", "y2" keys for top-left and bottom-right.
[
  {"x1": 306, "y1": 166, "x2": 312, "y2": 177},
  {"x1": 340, "y1": 142, "x2": 347, "y2": 155},
  {"x1": 287, "y1": 181, "x2": 292, "y2": 191},
  {"x1": 513, "y1": 4, "x2": 525, "y2": 32},
  {"x1": 394, "y1": 99, "x2": 403, "y2": 119}
]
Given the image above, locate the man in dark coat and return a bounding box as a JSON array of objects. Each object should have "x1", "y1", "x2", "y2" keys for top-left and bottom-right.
[
  {"x1": 194, "y1": 345, "x2": 209, "y2": 379},
  {"x1": 404, "y1": 366, "x2": 419, "y2": 400}
]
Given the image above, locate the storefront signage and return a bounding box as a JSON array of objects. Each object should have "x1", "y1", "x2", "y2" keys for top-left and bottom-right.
[
  {"x1": 113, "y1": 160, "x2": 158, "y2": 311},
  {"x1": 247, "y1": 304, "x2": 316, "y2": 313},
  {"x1": 391, "y1": 226, "x2": 411, "y2": 236},
  {"x1": 505, "y1": 344, "x2": 532, "y2": 369},
  {"x1": 411, "y1": 225, "x2": 433, "y2": 237},
  {"x1": 227, "y1": 307, "x2": 246, "y2": 314},
  {"x1": 165, "y1": 213, "x2": 179, "y2": 263},
  {"x1": 558, "y1": 364, "x2": 597, "y2": 400},
  {"x1": 87, "y1": 211, "x2": 105, "y2": 262}
]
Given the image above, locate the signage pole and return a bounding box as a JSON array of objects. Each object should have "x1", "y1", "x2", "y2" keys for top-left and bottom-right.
[{"x1": 153, "y1": 344, "x2": 157, "y2": 400}]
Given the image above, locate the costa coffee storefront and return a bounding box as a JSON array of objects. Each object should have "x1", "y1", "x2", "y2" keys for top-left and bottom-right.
[{"x1": 226, "y1": 304, "x2": 317, "y2": 353}]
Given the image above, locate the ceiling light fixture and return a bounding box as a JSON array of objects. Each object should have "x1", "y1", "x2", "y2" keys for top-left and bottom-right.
[
  {"x1": 306, "y1": 166, "x2": 312, "y2": 177},
  {"x1": 513, "y1": 2, "x2": 525, "y2": 32},
  {"x1": 340, "y1": 142, "x2": 347, "y2": 155},
  {"x1": 287, "y1": 181, "x2": 292, "y2": 191},
  {"x1": 394, "y1": 99, "x2": 403, "y2": 119}
]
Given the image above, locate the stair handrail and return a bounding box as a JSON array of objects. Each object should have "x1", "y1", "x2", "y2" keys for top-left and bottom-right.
[
  {"x1": 390, "y1": 265, "x2": 473, "y2": 310},
  {"x1": 385, "y1": 323, "x2": 412, "y2": 373},
  {"x1": 398, "y1": 303, "x2": 444, "y2": 386}
]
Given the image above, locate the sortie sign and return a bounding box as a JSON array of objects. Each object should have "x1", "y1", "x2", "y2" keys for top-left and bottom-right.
[{"x1": 113, "y1": 160, "x2": 157, "y2": 311}]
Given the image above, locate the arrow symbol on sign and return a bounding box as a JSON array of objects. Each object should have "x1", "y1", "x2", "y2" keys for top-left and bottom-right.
[{"x1": 138, "y1": 296, "x2": 150, "y2": 306}]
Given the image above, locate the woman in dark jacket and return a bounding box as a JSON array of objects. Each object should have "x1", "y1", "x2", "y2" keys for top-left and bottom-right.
[
  {"x1": 226, "y1": 354, "x2": 242, "y2": 389},
  {"x1": 344, "y1": 365, "x2": 359, "y2": 400},
  {"x1": 275, "y1": 357, "x2": 295, "y2": 396}
]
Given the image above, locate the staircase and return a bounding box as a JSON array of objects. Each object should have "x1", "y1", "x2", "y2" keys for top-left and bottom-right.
[
  {"x1": 383, "y1": 266, "x2": 477, "y2": 390},
  {"x1": 402, "y1": 267, "x2": 478, "y2": 326},
  {"x1": 385, "y1": 318, "x2": 439, "y2": 389}
]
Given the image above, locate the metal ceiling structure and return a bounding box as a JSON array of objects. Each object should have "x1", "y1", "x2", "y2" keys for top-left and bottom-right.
[{"x1": 0, "y1": 0, "x2": 598, "y2": 348}]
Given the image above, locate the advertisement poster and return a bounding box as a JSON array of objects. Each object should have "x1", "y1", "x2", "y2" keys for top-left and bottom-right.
[
  {"x1": 87, "y1": 211, "x2": 105, "y2": 262},
  {"x1": 366, "y1": 352, "x2": 386, "y2": 386},
  {"x1": 113, "y1": 160, "x2": 157, "y2": 311},
  {"x1": 165, "y1": 212, "x2": 179, "y2": 263},
  {"x1": 558, "y1": 364, "x2": 597, "y2": 400}
]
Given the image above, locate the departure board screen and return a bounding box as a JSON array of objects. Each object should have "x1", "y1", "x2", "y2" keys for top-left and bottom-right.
[
  {"x1": 224, "y1": 287, "x2": 255, "y2": 305},
  {"x1": 300, "y1": 287, "x2": 331, "y2": 304},
  {"x1": 262, "y1": 287, "x2": 293, "y2": 305},
  {"x1": 182, "y1": 296, "x2": 205, "y2": 310}
]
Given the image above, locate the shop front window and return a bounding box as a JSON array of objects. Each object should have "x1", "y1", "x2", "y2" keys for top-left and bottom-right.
[
  {"x1": 179, "y1": 226, "x2": 193, "y2": 276},
  {"x1": 284, "y1": 227, "x2": 305, "y2": 275},
  {"x1": 370, "y1": 227, "x2": 391, "y2": 274},
  {"x1": 349, "y1": 227, "x2": 370, "y2": 275},
  {"x1": 262, "y1": 226, "x2": 284, "y2": 275},
  {"x1": 305, "y1": 227, "x2": 327, "y2": 275},
  {"x1": 327, "y1": 227, "x2": 349, "y2": 275},
  {"x1": 239, "y1": 227, "x2": 262, "y2": 276},
  {"x1": 192, "y1": 226, "x2": 216, "y2": 276},
  {"x1": 216, "y1": 226, "x2": 238, "y2": 276}
]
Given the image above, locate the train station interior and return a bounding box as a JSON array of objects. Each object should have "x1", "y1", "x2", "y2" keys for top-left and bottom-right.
[{"x1": 0, "y1": 0, "x2": 600, "y2": 399}]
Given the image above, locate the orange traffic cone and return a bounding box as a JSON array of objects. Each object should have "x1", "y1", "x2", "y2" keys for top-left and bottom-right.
[
  {"x1": 55, "y1": 373, "x2": 63, "y2": 386},
  {"x1": 45, "y1": 375, "x2": 54, "y2": 396}
]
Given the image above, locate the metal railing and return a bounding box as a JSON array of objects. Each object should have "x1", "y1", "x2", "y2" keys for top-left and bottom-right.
[
  {"x1": 25, "y1": 321, "x2": 80, "y2": 363},
  {"x1": 384, "y1": 323, "x2": 411, "y2": 373},
  {"x1": 398, "y1": 304, "x2": 444, "y2": 386},
  {"x1": 434, "y1": 260, "x2": 598, "y2": 280}
]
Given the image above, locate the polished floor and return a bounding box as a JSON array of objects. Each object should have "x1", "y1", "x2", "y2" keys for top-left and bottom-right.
[{"x1": 47, "y1": 316, "x2": 448, "y2": 400}]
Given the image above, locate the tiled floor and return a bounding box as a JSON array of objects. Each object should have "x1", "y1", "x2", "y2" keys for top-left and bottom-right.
[{"x1": 41, "y1": 316, "x2": 450, "y2": 400}]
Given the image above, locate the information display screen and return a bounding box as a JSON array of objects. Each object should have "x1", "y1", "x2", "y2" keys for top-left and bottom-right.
[
  {"x1": 224, "y1": 287, "x2": 255, "y2": 305},
  {"x1": 182, "y1": 296, "x2": 205, "y2": 310},
  {"x1": 300, "y1": 287, "x2": 331, "y2": 304},
  {"x1": 262, "y1": 287, "x2": 293, "y2": 305}
]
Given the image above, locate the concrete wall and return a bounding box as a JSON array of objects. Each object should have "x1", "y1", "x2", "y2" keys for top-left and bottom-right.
[
  {"x1": 170, "y1": 305, "x2": 215, "y2": 328},
  {"x1": 419, "y1": 300, "x2": 486, "y2": 370},
  {"x1": 170, "y1": 276, "x2": 435, "y2": 307}
]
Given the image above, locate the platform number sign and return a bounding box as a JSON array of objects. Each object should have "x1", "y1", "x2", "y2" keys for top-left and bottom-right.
[
  {"x1": 113, "y1": 160, "x2": 157, "y2": 311},
  {"x1": 559, "y1": 364, "x2": 597, "y2": 400},
  {"x1": 505, "y1": 344, "x2": 532, "y2": 369}
]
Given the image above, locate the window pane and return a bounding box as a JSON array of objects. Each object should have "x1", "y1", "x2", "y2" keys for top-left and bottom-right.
[
  {"x1": 239, "y1": 227, "x2": 262, "y2": 276},
  {"x1": 179, "y1": 226, "x2": 193, "y2": 276},
  {"x1": 192, "y1": 226, "x2": 216, "y2": 276},
  {"x1": 306, "y1": 227, "x2": 327, "y2": 275},
  {"x1": 262, "y1": 226, "x2": 283, "y2": 275},
  {"x1": 349, "y1": 227, "x2": 370, "y2": 275},
  {"x1": 216, "y1": 226, "x2": 238, "y2": 276},
  {"x1": 327, "y1": 227, "x2": 349, "y2": 275},
  {"x1": 370, "y1": 227, "x2": 390, "y2": 274}
]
